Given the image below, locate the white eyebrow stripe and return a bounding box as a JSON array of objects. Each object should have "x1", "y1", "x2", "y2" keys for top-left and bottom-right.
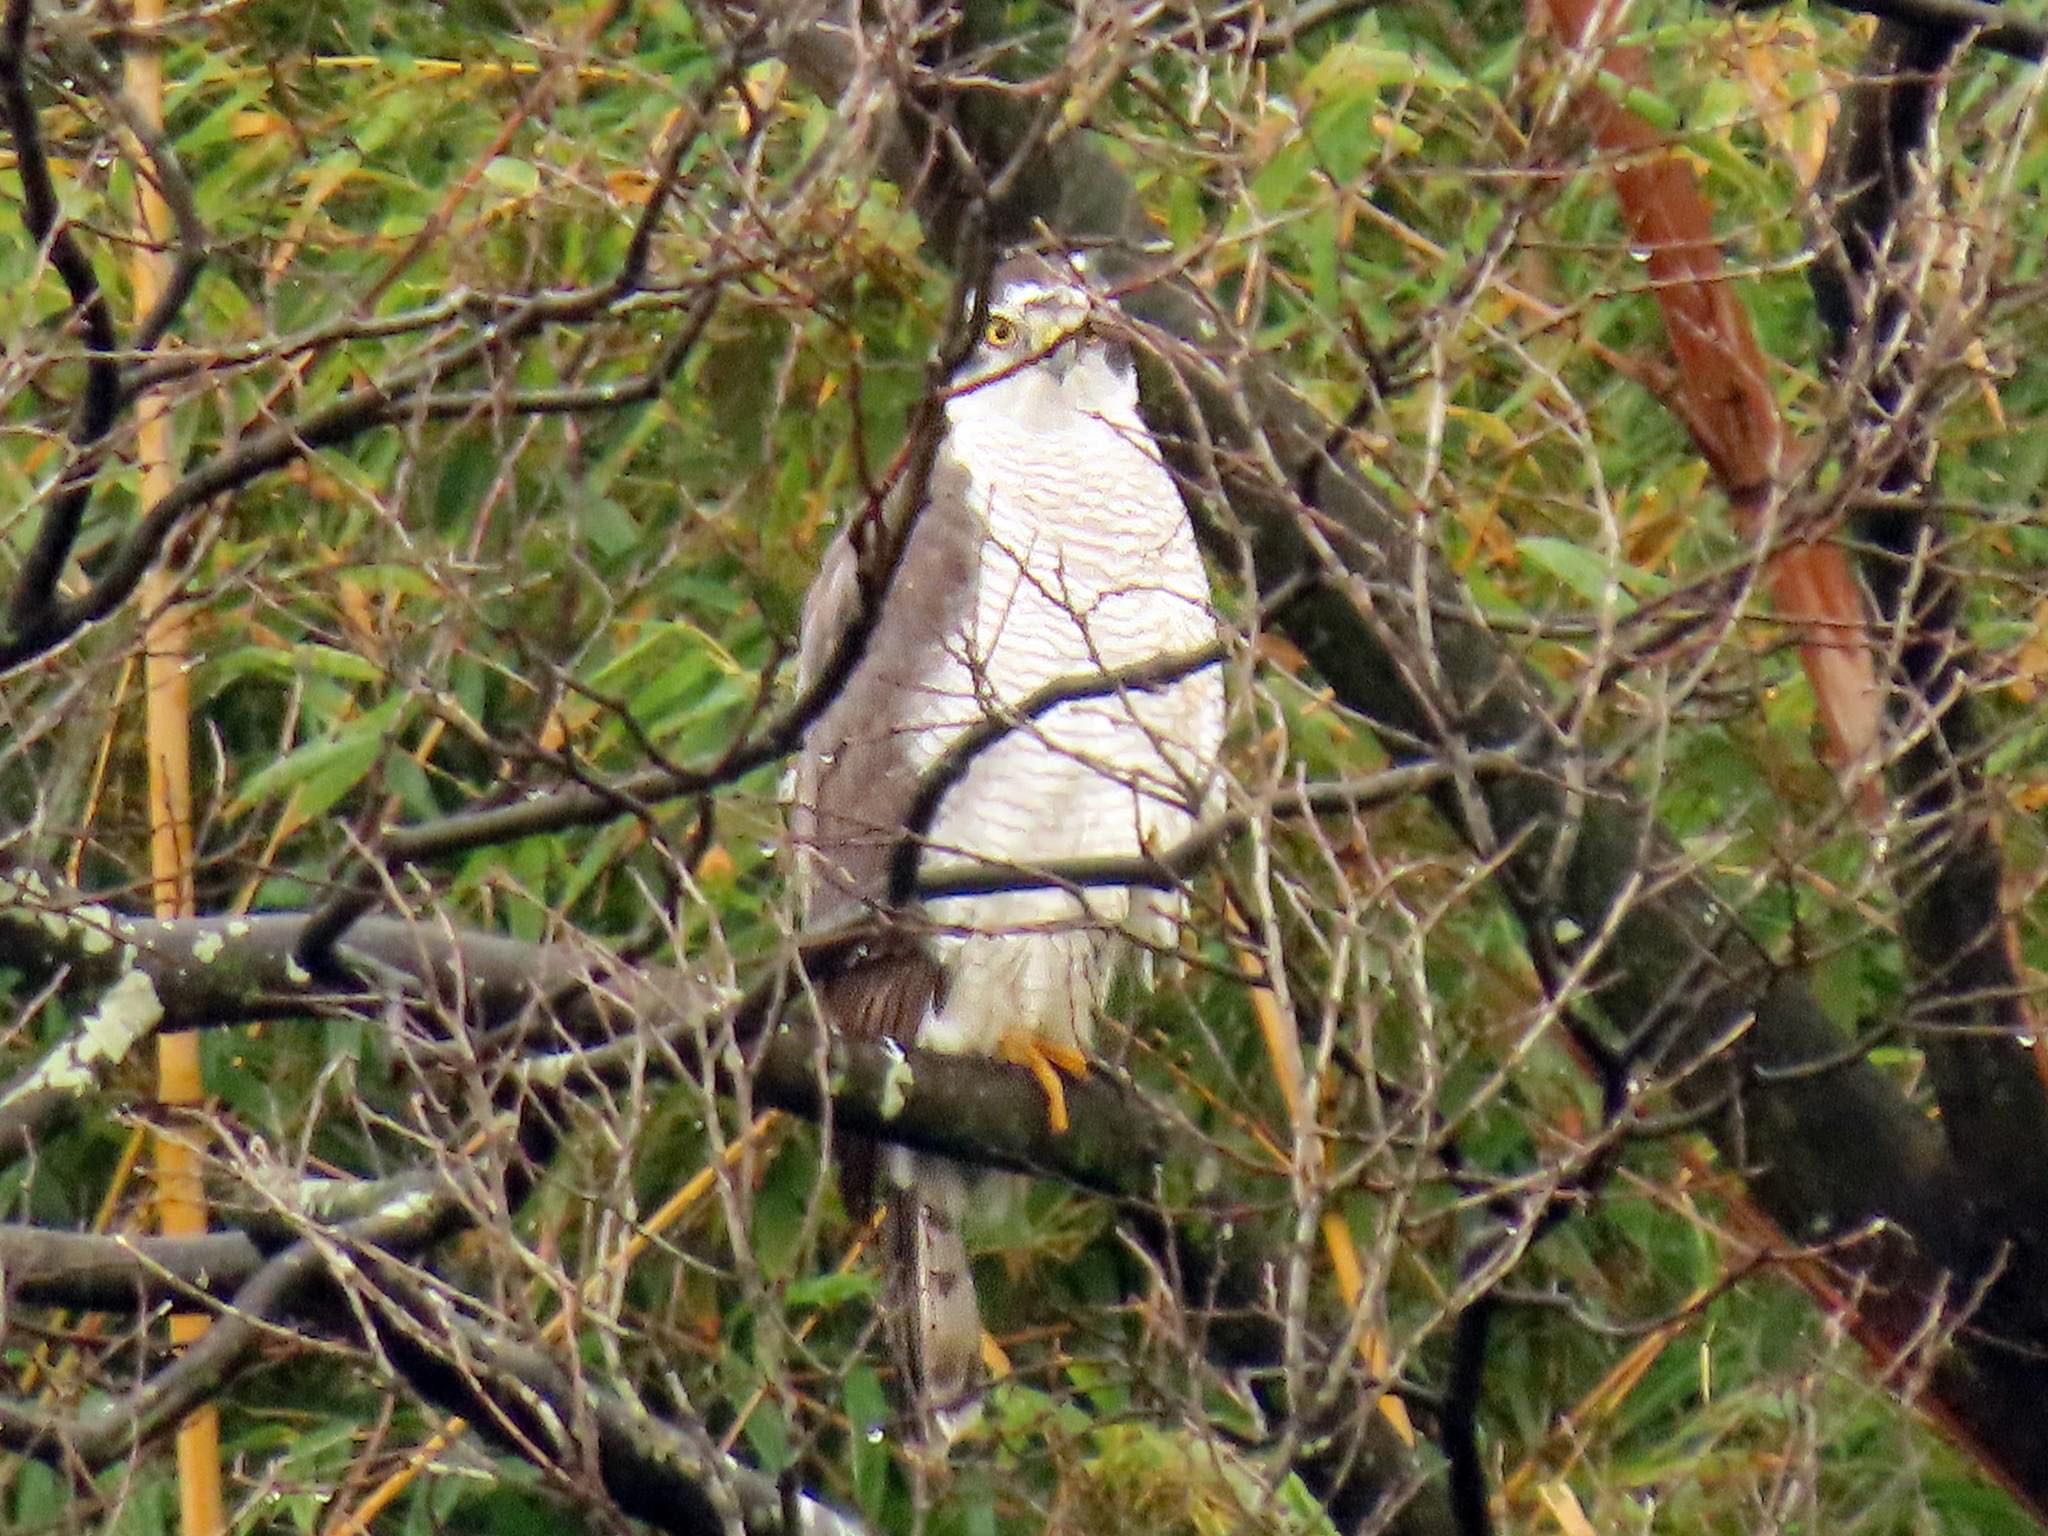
[{"x1": 991, "y1": 280, "x2": 1089, "y2": 309}]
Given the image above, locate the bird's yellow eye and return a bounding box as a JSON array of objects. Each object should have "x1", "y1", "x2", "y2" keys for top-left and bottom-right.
[{"x1": 984, "y1": 315, "x2": 1018, "y2": 348}]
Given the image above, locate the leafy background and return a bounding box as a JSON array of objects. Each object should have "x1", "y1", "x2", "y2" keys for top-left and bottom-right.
[{"x1": 3, "y1": 0, "x2": 2047, "y2": 1532}]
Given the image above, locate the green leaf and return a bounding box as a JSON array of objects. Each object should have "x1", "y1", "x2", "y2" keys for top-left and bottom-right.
[
  {"x1": 12, "y1": 1459, "x2": 61, "y2": 1527},
  {"x1": 295, "y1": 642, "x2": 385, "y2": 685},
  {"x1": 1596, "y1": 70, "x2": 1679, "y2": 133},
  {"x1": 742, "y1": 1398, "x2": 792, "y2": 1475},
  {"x1": 483, "y1": 156, "x2": 541, "y2": 196},
  {"x1": 1305, "y1": 93, "x2": 1380, "y2": 184},
  {"x1": 1249, "y1": 139, "x2": 1314, "y2": 214},
  {"x1": 581, "y1": 494, "x2": 641, "y2": 557},
  {"x1": 845, "y1": 1364, "x2": 891, "y2": 1514},
  {"x1": 784, "y1": 1270, "x2": 878, "y2": 1310},
  {"x1": 1517, "y1": 535, "x2": 1670, "y2": 612},
  {"x1": 230, "y1": 695, "x2": 406, "y2": 816},
  {"x1": 557, "y1": 818, "x2": 637, "y2": 912},
  {"x1": 346, "y1": 563, "x2": 441, "y2": 599},
  {"x1": 1299, "y1": 38, "x2": 1461, "y2": 99}
]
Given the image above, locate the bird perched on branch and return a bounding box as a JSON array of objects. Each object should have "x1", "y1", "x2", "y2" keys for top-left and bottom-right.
[{"x1": 789, "y1": 251, "x2": 1224, "y2": 1443}]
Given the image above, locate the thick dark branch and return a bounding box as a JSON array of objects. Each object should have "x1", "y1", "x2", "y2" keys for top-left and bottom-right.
[
  {"x1": 358, "y1": 1275, "x2": 869, "y2": 1536},
  {"x1": 0, "y1": 1226, "x2": 267, "y2": 1308},
  {"x1": 0, "y1": 881, "x2": 1180, "y2": 1191},
  {"x1": 1810, "y1": 6, "x2": 2048, "y2": 1259},
  {"x1": 0, "y1": 1189, "x2": 450, "y2": 1472},
  {"x1": 0, "y1": 1168, "x2": 463, "y2": 1310},
  {"x1": 1810, "y1": 0, "x2": 2046, "y2": 62}
]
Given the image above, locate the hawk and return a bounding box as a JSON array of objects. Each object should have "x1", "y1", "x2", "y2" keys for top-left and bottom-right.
[{"x1": 790, "y1": 252, "x2": 1224, "y2": 1440}]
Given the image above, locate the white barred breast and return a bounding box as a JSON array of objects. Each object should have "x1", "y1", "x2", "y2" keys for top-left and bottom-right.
[{"x1": 910, "y1": 389, "x2": 1225, "y2": 1058}]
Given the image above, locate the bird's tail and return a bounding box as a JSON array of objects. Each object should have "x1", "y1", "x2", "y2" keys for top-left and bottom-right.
[{"x1": 884, "y1": 1155, "x2": 984, "y2": 1445}]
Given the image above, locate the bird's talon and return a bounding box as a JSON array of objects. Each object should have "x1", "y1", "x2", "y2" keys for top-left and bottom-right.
[
  {"x1": 997, "y1": 1032, "x2": 1089, "y2": 1134},
  {"x1": 1038, "y1": 1039, "x2": 1090, "y2": 1079}
]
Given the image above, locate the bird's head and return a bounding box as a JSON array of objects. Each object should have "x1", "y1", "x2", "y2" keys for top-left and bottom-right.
[{"x1": 950, "y1": 251, "x2": 1138, "y2": 418}]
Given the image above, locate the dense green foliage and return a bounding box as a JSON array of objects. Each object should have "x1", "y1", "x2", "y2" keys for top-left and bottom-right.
[{"x1": 4, "y1": 0, "x2": 2048, "y2": 1532}]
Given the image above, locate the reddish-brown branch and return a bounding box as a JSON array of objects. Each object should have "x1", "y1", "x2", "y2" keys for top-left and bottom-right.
[{"x1": 1534, "y1": 0, "x2": 1881, "y2": 805}]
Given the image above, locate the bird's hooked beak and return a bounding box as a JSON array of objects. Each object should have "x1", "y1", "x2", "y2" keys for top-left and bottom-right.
[{"x1": 1026, "y1": 305, "x2": 1093, "y2": 382}]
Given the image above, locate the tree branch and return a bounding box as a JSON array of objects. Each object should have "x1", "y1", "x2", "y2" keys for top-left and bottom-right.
[
  {"x1": 0, "y1": 875, "x2": 1183, "y2": 1191},
  {"x1": 0, "y1": 1226, "x2": 267, "y2": 1309},
  {"x1": 0, "y1": 1187, "x2": 869, "y2": 1536},
  {"x1": 355, "y1": 1271, "x2": 871, "y2": 1536},
  {"x1": 886, "y1": 640, "x2": 1225, "y2": 903},
  {"x1": 0, "y1": 1185, "x2": 451, "y2": 1472},
  {"x1": 1809, "y1": 0, "x2": 2048, "y2": 1290},
  {"x1": 1808, "y1": 0, "x2": 2045, "y2": 63},
  {"x1": 0, "y1": 897, "x2": 1455, "y2": 1533}
]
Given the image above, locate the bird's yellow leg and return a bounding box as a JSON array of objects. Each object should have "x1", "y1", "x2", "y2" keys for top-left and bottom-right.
[{"x1": 995, "y1": 1032, "x2": 1090, "y2": 1134}]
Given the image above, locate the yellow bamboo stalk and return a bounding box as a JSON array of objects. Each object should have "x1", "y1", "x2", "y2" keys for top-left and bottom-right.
[
  {"x1": 1225, "y1": 898, "x2": 1416, "y2": 1447},
  {"x1": 128, "y1": 8, "x2": 225, "y2": 1532}
]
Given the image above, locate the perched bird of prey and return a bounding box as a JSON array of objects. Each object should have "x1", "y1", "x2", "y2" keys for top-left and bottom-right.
[{"x1": 789, "y1": 251, "x2": 1224, "y2": 1441}]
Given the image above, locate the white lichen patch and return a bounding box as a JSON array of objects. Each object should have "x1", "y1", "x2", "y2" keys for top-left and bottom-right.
[
  {"x1": 71, "y1": 905, "x2": 118, "y2": 955},
  {"x1": 284, "y1": 956, "x2": 312, "y2": 986},
  {"x1": 877, "y1": 1040, "x2": 914, "y2": 1121},
  {"x1": 521, "y1": 1053, "x2": 572, "y2": 1089},
  {"x1": 2, "y1": 876, "x2": 124, "y2": 959},
  {"x1": 3, "y1": 968, "x2": 165, "y2": 1106},
  {"x1": 191, "y1": 931, "x2": 225, "y2": 965},
  {"x1": 226, "y1": 919, "x2": 252, "y2": 938},
  {"x1": 371, "y1": 1185, "x2": 443, "y2": 1225},
  {"x1": 290, "y1": 1177, "x2": 440, "y2": 1227},
  {"x1": 0, "y1": 869, "x2": 50, "y2": 907},
  {"x1": 35, "y1": 903, "x2": 122, "y2": 956}
]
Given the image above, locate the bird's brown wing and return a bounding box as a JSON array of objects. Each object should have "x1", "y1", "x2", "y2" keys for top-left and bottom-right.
[
  {"x1": 790, "y1": 450, "x2": 981, "y2": 1220},
  {"x1": 789, "y1": 452, "x2": 980, "y2": 921}
]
